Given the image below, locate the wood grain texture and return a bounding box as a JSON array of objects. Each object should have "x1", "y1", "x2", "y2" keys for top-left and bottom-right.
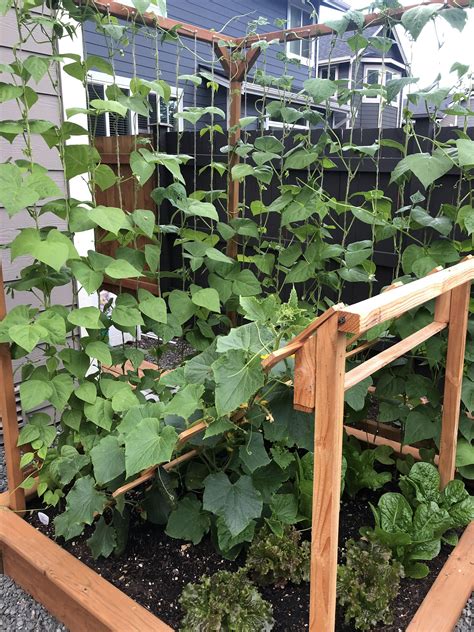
[
  {"x1": 407, "y1": 521, "x2": 474, "y2": 632},
  {"x1": 338, "y1": 257, "x2": 474, "y2": 334},
  {"x1": 235, "y1": 0, "x2": 472, "y2": 46},
  {"x1": 344, "y1": 321, "x2": 447, "y2": 391},
  {"x1": 0, "y1": 265, "x2": 24, "y2": 512},
  {"x1": 84, "y1": 0, "x2": 233, "y2": 43},
  {"x1": 0, "y1": 508, "x2": 172, "y2": 631},
  {"x1": 310, "y1": 314, "x2": 346, "y2": 632},
  {"x1": 438, "y1": 282, "x2": 471, "y2": 489},
  {"x1": 294, "y1": 336, "x2": 316, "y2": 412},
  {"x1": 226, "y1": 79, "x2": 242, "y2": 259}
]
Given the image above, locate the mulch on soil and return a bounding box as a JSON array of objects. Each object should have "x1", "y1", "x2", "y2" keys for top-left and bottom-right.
[{"x1": 26, "y1": 485, "x2": 451, "y2": 632}]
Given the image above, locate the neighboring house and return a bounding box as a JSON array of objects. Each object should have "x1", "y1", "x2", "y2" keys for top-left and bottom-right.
[
  {"x1": 409, "y1": 92, "x2": 474, "y2": 128},
  {"x1": 82, "y1": 0, "x2": 410, "y2": 134}
]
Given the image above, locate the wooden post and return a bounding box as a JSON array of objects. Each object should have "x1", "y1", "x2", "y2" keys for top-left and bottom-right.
[
  {"x1": 294, "y1": 336, "x2": 316, "y2": 412},
  {"x1": 438, "y1": 282, "x2": 471, "y2": 489},
  {"x1": 310, "y1": 313, "x2": 346, "y2": 631},
  {"x1": 0, "y1": 263, "x2": 25, "y2": 512},
  {"x1": 226, "y1": 78, "x2": 242, "y2": 259}
]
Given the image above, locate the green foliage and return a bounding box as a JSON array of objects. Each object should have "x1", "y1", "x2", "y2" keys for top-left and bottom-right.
[
  {"x1": 363, "y1": 463, "x2": 474, "y2": 578},
  {"x1": 245, "y1": 525, "x2": 310, "y2": 587},
  {"x1": 179, "y1": 569, "x2": 274, "y2": 632},
  {"x1": 343, "y1": 437, "x2": 393, "y2": 497},
  {"x1": 2, "y1": 0, "x2": 473, "y2": 573},
  {"x1": 337, "y1": 538, "x2": 404, "y2": 631}
]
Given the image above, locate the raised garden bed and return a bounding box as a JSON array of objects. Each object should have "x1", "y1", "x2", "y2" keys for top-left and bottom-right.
[{"x1": 21, "y1": 485, "x2": 460, "y2": 632}]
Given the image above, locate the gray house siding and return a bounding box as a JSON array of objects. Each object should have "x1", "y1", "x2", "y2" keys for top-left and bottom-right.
[{"x1": 0, "y1": 9, "x2": 73, "y2": 404}]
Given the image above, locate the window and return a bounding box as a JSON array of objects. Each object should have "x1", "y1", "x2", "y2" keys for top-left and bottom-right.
[
  {"x1": 287, "y1": 2, "x2": 315, "y2": 64},
  {"x1": 363, "y1": 67, "x2": 400, "y2": 104},
  {"x1": 86, "y1": 71, "x2": 182, "y2": 137},
  {"x1": 318, "y1": 65, "x2": 338, "y2": 81}
]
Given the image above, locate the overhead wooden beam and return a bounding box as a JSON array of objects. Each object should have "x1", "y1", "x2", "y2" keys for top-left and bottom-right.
[
  {"x1": 80, "y1": 0, "x2": 234, "y2": 43},
  {"x1": 337, "y1": 257, "x2": 474, "y2": 335},
  {"x1": 234, "y1": 0, "x2": 472, "y2": 47}
]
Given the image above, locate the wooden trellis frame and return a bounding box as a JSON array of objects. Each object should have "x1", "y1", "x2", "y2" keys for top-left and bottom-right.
[
  {"x1": 1, "y1": 259, "x2": 473, "y2": 631},
  {"x1": 1, "y1": 1, "x2": 474, "y2": 630}
]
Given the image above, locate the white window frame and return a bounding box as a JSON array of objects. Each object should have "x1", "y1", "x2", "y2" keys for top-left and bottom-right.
[
  {"x1": 86, "y1": 70, "x2": 183, "y2": 133},
  {"x1": 286, "y1": 1, "x2": 316, "y2": 67},
  {"x1": 263, "y1": 116, "x2": 309, "y2": 131},
  {"x1": 362, "y1": 66, "x2": 400, "y2": 106},
  {"x1": 318, "y1": 64, "x2": 339, "y2": 81}
]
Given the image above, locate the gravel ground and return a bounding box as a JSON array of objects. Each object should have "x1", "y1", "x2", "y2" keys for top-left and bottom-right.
[{"x1": 1, "y1": 445, "x2": 472, "y2": 631}]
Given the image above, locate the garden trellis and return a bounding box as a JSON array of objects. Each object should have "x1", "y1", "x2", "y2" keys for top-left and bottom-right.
[{"x1": 1, "y1": 0, "x2": 474, "y2": 630}]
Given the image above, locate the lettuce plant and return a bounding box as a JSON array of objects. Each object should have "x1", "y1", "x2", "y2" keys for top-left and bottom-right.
[
  {"x1": 363, "y1": 462, "x2": 474, "y2": 577},
  {"x1": 245, "y1": 524, "x2": 310, "y2": 586},
  {"x1": 179, "y1": 569, "x2": 274, "y2": 631},
  {"x1": 337, "y1": 538, "x2": 403, "y2": 631}
]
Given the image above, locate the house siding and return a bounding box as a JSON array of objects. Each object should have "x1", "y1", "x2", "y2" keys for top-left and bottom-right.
[
  {"x1": 0, "y1": 9, "x2": 74, "y2": 400},
  {"x1": 82, "y1": 2, "x2": 409, "y2": 131}
]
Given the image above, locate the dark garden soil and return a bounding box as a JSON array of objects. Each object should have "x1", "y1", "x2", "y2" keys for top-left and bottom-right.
[{"x1": 26, "y1": 485, "x2": 452, "y2": 632}]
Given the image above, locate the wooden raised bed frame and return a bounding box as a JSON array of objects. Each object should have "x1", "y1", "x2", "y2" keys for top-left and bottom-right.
[
  {"x1": 1, "y1": 257, "x2": 473, "y2": 631},
  {"x1": 1, "y1": 1, "x2": 474, "y2": 629}
]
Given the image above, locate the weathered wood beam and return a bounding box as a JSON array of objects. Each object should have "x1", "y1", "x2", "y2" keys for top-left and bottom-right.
[{"x1": 234, "y1": 0, "x2": 472, "y2": 47}]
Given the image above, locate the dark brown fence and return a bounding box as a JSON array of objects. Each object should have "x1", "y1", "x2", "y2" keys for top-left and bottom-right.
[{"x1": 95, "y1": 124, "x2": 473, "y2": 301}]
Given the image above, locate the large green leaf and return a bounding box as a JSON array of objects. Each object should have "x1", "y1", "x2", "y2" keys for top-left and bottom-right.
[
  {"x1": 105, "y1": 259, "x2": 142, "y2": 279},
  {"x1": 238, "y1": 432, "x2": 271, "y2": 473},
  {"x1": 401, "y1": 5, "x2": 440, "y2": 40},
  {"x1": 20, "y1": 379, "x2": 53, "y2": 411},
  {"x1": 212, "y1": 351, "x2": 264, "y2": 416},
  {"x1": 165, "y1": 494, "x2": 210, "y2": 544},
  {"x1": 191, "y1": 287, "x2": 220, "y2": 313},
  {"x1": 137, "y1": 289, "x2": 167, "y2": 323},
  {"x1": 89, "y1": 205, "x2": 130, "y2": 234},
  {"x1": 65, "y1": 475, "x2": 108, "y2": 525},
  {"x1": 203, "y1": 472, "x2": 263, "y2": 536},
  {"x1": 393, "y1": 152, "x2": 452, "y2": 189},
  {"x1": 164, "y1": 383, "x2": 204, "y2": 420},
  {"x1": 124, "y1": 418, "x2": 178, "y2": 477},
  {"x1": 456, "y1": 139, "x2": 474, "y2": 167},
  {"x1": 68, "y1": 307, "x2": 102, "y2": 329},
  {"x1": 410, "y1": 207, "x2": 452, "y2": 236},
  {"x1": 87, "y1": 516, "x2": 117, "y2": 559},
  {"x1": 303, "y1": 78, "x2": 338, "y2": 103},
  {"x1": 90, "y1": 435, "x2": 125, "y2": 485},
  {"x1": 216, "y1": 322, "x2": 273, "y2": 355},
  {"x1": 0, "y1": 164, "x2": 40, "y2": 214},
  {"x1": 85, "y1": 341, "x2": 113, "y2": 366},
  {"x1": 84, "y1": 397, "x2": 114, "y2": 431}
]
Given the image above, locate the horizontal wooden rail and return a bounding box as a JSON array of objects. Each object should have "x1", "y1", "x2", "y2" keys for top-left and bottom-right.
[
  {"x1": 0, "y1": 508, "x2": 172, "y2": 631},
  {"x1": 234, "y1": 0, "x2": 472, "y2": 47},
  {"x1": 338, "y1": 256, "x2": 474, "y2": 335},
  {"x1": 344, "y1": 321, "x2": 447, "y2": 390},
  {"x1": 344, "y1": 425, "x2": 439, "y2": 464}
]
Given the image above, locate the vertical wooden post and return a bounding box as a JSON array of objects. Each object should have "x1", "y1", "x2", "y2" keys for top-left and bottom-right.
[
  {"x1": 294, "y1": 335, "x2": 316, "y2": 412},
  {"x1": 309, "y1": 313, "x2": 346, "y2": 631},
  {"x1": 226, "y1": 78, "x2": 242, "y2": 259},
  {"x1": 438, "y1": 282, "x2": 471, "y2": 489},
  {"x1": 0, "y1": 263, "x2": 25, "y2": 511}
]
